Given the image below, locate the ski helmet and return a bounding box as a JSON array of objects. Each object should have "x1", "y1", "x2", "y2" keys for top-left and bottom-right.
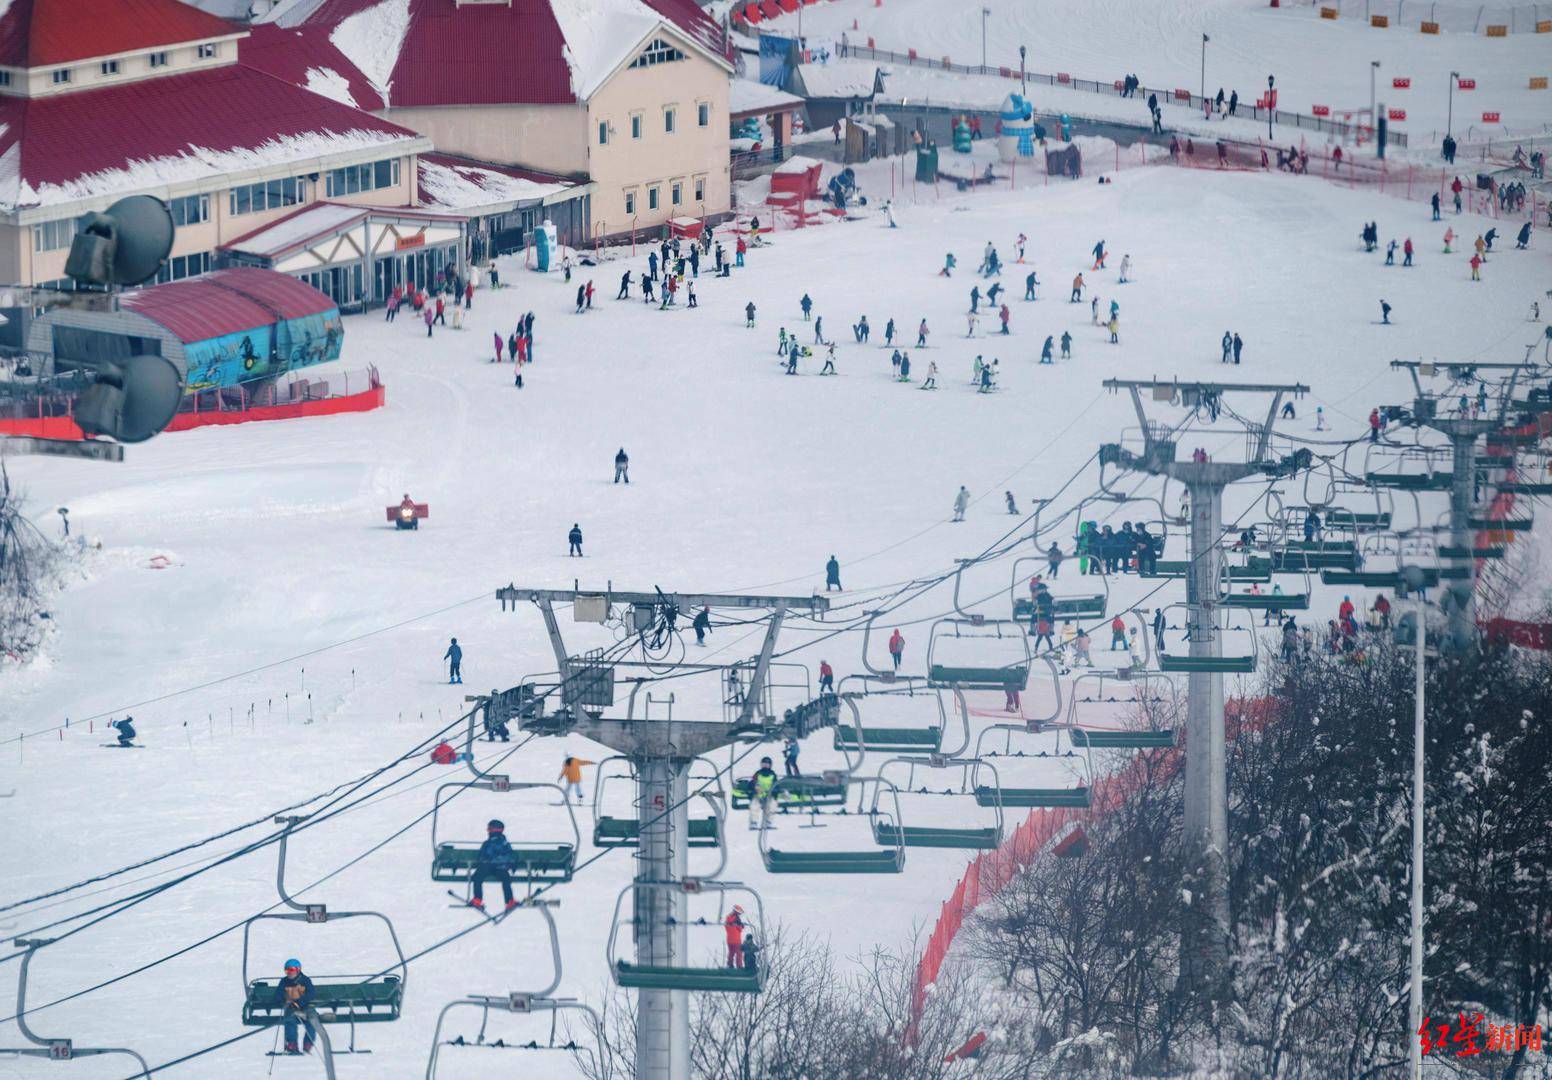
[
  {"x1": 284, "y1": 958, "x2": 301, "y2": 970},
  {"x1": 487, "y1": 819, "x2": 505, "y2": 832}
]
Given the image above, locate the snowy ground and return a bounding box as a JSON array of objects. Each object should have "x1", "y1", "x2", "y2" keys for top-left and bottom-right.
[
  {"x1": 2, "y1": 164, "x2": 1549, "y2": 1078},
  {"x1": 760, "y1": 0, "x2": 1552, "y2": 147}
]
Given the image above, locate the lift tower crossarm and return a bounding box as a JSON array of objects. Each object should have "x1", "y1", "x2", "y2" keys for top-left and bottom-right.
[{"x1": 496, "y1": 586, "x2": 829, "y2": 611}]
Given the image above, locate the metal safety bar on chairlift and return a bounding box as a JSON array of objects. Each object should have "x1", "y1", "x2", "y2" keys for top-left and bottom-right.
[
  {"x1": 431, "y1": 778, "x2": 581, "y2": 888},
  {"x1": 1154, "y1": 603, "x2": 1260, "y2": 673},
  {"x1": 966, "y1": 719, "x2": 1095, "y2": 807},
  {"x1": 0, "y1": 939, "x2": 154, "y2": 1079},
  {"x1": 758, "y1": 772, "x2": 908, "y2": 874},
  {"x1": 870, "y1": 754, "x2": 1007, "y2": 842},
  {"x1": 592, "y1": 755, "x2": 727, "y2": 853},
  {"x1": 604, "y1": 877, "x2": 769, "y2": 988},
  {"x1": 1009, "y1": 554, "x2": 1110, "y2": 626},
  {"x1": 830, "y1": 678, "x2": 966, "y2": 761},
  {"x1": 1062, "y1": 668, "x2": 1178, "y2": 729},
  {"x1": 424, "y1": 900, "x2": 574, "y2": 1079},
  {"x1": 240, "y1": 816, "x2": 407, "y2": 1054}
]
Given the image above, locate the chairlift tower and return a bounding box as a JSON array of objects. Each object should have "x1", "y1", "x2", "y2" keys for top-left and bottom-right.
[
  {"x1": 1099, "y1": 379, "x2": 1309, "y2": 1002},
  {"x1": 1389, "y1": 360, "x2": 1542, "y2": 652},
  {"x1": 492, "y1": 584, "x2": 828, "y2": 1080}
]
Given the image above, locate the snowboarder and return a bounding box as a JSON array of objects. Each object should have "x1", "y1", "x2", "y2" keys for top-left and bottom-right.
[
  {"x1": 614, "y1": 448, "x2": 630, "y2": 483},
  {"x1": 745, "y1": 301, "x2": 756, "y2": 328},
  {"x1": 444, "y1": 638, "x2": 463, "y2": 684},
  {"x1": 940, "y1": 253, "x2": 957, "y2": 277},
  {"x1": 1092, "y1": 240, "x2": 1106, "y2": 270},
  {"x1": 558, "y1": 757, "x2": 593, "y2": 802},
  {"x1": 1380, "y1": 300, "x2": 1392, "y2": 325},
  {"x1": 953, "y1": 485, "x2": 970, "y2": 522},
  {"x1": 273, "y1": 959, "x2": 316, "y2": 1054},
  {"x1": 568, "y1": 524, "x2": 584, "y2": 557},
  {"x1": 854, "y1": 315, "x2": 870, "y2": 342},
  {"x1": 470, "y1": 820, "x2": 518, "y2": 911},
  {"x1": 693, "y1": 606, "x2": 711, "y2": 645},
  {"x1": 825, "y1": 555, "x2": 842, "y2": 591},
  {"x1": 888, "y1": 628, "x2": 905, "y2": 671}
]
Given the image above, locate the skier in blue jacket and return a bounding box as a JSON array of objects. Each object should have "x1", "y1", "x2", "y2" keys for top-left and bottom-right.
[{"x1": 471, "y1": 820, "x2": 517, "y2": 910}]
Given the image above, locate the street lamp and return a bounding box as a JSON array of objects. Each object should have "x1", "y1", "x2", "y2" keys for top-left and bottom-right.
[
  {"x1": 1200, "y1": 33, "x2": 1209, "y2": 102},
  {"x1": 981, "y1": 7, "x2": 991, "y2": 70},
  {"x1": 1369, "y1": 60, "x2": 1380, "y2": 119},
  {"x1": 1019, "y1": 44, "x2": 1026, "y2": 94},
  {"x1": 1447, "y1": 70, "x2": 1459, "y2": 139},
  {"x1": 1267, "y1": 74, "x2": 1274, "y2": 139}
]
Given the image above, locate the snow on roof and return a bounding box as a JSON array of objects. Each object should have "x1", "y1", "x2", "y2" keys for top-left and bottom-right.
[
  {"x1": 417, "y1": 152, "x2": 577, "y2": 212},
  {"x1": 0, "y1": 0, "x2": 238, "y2": 68},
  {"x1": 729, "y1": 77, "x2": 803, "y2": 117},
  {"x1": 773, "y1": 154, "x2": 821, "y2": 174},
  {"x1": 262, "y1": 0, "x2": 730, "y2": 107},
  {"x1": 241, "y1": 23, "x2": 385, "y2": 111},
  {"x1": 793, "y1": 60, "x2": 879, "y2": 101},
  {"x1": 0, "y1": 65, "x2": 423, "y2": 212},
  {"x1": 223, "y1": 201, "x2": 367, "y2": 258}
]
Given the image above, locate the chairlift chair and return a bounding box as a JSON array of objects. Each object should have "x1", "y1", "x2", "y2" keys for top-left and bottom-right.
[
  {"x1": 607, "y1": 880, "x2": 769, "y2": 992},
  {"x1": 0, "y1": 939, "x2": 154, "y2": 1078},
  {"x1": 241, "y1": 818, "x2": 407, "y2": 1050},
  {"x1": 925, "y1": 617, "x2": 1031, "y2": 691},
  {"x1": 592, "y1": 755, "x2": 722, "y2": 848},
  {"x1": 968, "y1": 717, "x2": 1092, "y2": 808},
  {"x1": 868, "y1": 755, "x2": 1005, "y2": 848},
  {"x1": 1154, "y1": 602, "x2": 1258, "y2": 674},
  {"x1": 759, "y1": 775, "x2": 906, "y2": 873},
  {"x1": 1009, "y1": 555, "x2": 1107, "y2": 623},
  {"x1": 431, "y1": 778, "x2": 580, "y2": 885}
]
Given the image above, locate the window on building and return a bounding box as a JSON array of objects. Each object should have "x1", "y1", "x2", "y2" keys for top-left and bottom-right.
[
  {"x1": 149, "y1": 52, "x2": 169, "y2": 68},
  {"x1": 32, "y1": 217, "x2": 83, "y2": 253},
  {"x1": 694, "y1": 176, "x2": 705, "y2": 202},
  {"x1": 0, "y1": 71, "x2": 12, "y2": 87},
  {"x1": 671, "y1": 181, "x2": 682, "y2": 206},
  {"x1": 647, "y1": 186, "x2": 659, "y2": 211},
  {"x1": 168, "y1": 194, "x2": 210, "y2": 227},
  {"x1": 229, "y1": 177, "x2": 305, "y2": 216},
  {"x1": 598, "y1": 121, "x2": 608, "y2": 145},
  {"x1": 325, "y1": 160, "x2": 400, "y2": 197},
  {"x1": 197, "y1": 43, "x2": 219, "y2": 59},
  {"x1": 630, "y1": 114, "x2": 642, "y2": 140},
  {"x1": 99, "y1": 60, "x2": 120, "y2": 76},
  {"x1": 630, "y1": 39, "x2": 685, "y2": 68},
  {"x1": 698, "y1": 102, "x2": 710, "y2": 127},
  {"x1": 664, "y1": 108, "x2": 675, "y2": 134},
  {"x1": 624, "y1": 190, "x2": 636, "y2": 215},
  {"x1": 154, "y1": 251, "x2": 212, "y2": 284},
  {"x1": 51, "y1": 68, "x2": 71, "y2": 84}
]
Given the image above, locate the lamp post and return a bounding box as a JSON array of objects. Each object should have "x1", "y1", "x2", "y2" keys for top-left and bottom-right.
[
  {"x1": 1019, "y1": 43, "x2": 1026, "y2": 94},
  {"x1": 1447, "y1": 70, "x2": 1459, "y2": 139},
  {"x1": 1267, "y1": 74, "x2": 1274, "y2": 139},
  {"x1": 1370, "y1": 60, "x2": 1379, "y2": 119},
  {"x1": 981, "y1": 7, "x2": 991, "y2": 70},
  {"x1": 1200, "y1": 33, "x2": 1209, "y2": 101}
]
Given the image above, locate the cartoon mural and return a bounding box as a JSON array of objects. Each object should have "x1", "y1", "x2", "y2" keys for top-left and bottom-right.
[{"x1": 183, "y1": 308, "x2": 343, "y2": 392}]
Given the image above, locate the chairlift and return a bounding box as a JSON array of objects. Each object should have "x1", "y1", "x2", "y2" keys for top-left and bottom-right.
[
  {"x1": 241, "y1": 817, "x2": 407, "y2": 1053},
  {"x1": 592, "y1": 755, "x2": 722, "y2": 848},
  {"x1": 431, "y1": 778, "x2": 580, "y2": 885},
  {"x1": 423, "y1": 901, "x2": 582, "y2": 1078},
  {"x1": 1009, "y1": 555, "x2": 1107, "y2": 624},
  {"x1": 1155, "y1": 602, "x2": 1258, "y2": 674},
  {"x1": 867, "y1": 755, "x2": 1005, "y2": 848},
  {"x1": 968, "y1": 718, "x2": 1092, "y2": 808},
  {"x1": 607, "y1": 879, "x2": 768, "y2": 992},
  {"x1": 0, "y1": 938, "x2": 153, "y2": 1078},
  {"x1": 760, "y1": 775, "x2": 906, "y2": 873},
  {"x1": 925, "y1": 617, "x2": 1031, "y2": 691}
]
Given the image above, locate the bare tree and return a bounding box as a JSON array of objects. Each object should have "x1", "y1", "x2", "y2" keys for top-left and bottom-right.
[{"x1": 0, "y1": 463, "x2": 71, "y2": 663}]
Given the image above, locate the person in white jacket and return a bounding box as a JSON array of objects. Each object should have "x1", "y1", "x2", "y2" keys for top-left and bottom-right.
[
  {"x1": 1118, "y1": 254, "x2": 1132, "y2": 283},
  {"x1": 952, "y1": 486, "x2": 971, "y2": 522}
]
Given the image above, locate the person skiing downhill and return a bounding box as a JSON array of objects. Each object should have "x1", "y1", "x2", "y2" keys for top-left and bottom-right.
[
  {"x1": 953, "y1": 485, "x2": 970, "y2": 522},
  {"x1": 558, "y1": 756, "x2": 594, "y2": 802},
  {"x1": 1118, "y1": 254, "x2": 1131, "y2": 282},
  {"x1": 109, "y1": 717, "x2": 137, "y2": 747},
  {"x1": 1060, "y1": 330, "x2": 1072, "y2": 359},
  {"x1": 745, "y1": 302, "x2": 756, "y2": 328},
  {"x1": 614, "y1": 448, "x2": 630, "y2": 483},
  {"x1": 444, "y1": 638, "x2": 463, "y2": 684},
  {"x1": 917, "y1": 319, "x2": 930, "y2": 347},
  {"x1": 920, "y1": 359, "x2": 938, "y2": 389},
  {"x1": 1040, "y1": 336, "x2": 1054, "y2": 364},
  {"x1": 1025, "y1": 271, "x2": 1039, "y2": 300},
  {"x1": 800, "y1": 294, "x2": 813, "y2": 320},
  {"x1": 1070, "y1": 273, "x2": 1084, "y2": 302},
  {"x1": 568, "y1": 524, "x2": 583, "y2": 557}
]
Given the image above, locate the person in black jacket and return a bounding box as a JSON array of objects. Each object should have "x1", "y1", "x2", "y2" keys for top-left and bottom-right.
[
  {"x1": 109, "y1": 716, "x2": 137, "y2": 747},
  {"x1": 471, "y1": 820, "x2": 517, "y2": 910},
  {"x1": 274, "y1": 958, "x2": 316, "y2": 1054},
  {"x1": 825, "y1": 555, "x2": 841, "y2": 591},
  {"x1": 614, "y1": 448, "x2": 630, "y2": 484},
  {"x1": 1134, "y1": 524, "x2": 1157, "y2": 575},
  {"x1": 1152, "y1": 608, "x2": 1166, "y2": 652},
  {"x1": 568, "y1": 524, "x2": 583, "y2": 557},
  {"x1": 693, "y1": 606, "x2": 711, "y2": 645}
]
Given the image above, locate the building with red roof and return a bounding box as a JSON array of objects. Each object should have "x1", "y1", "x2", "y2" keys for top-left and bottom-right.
[
  {"x1": 0, "y1": 0, "x2": 433, "y2": 302},
  {"x1": 255, "y1": 0, "x2": 737, "y2": 238}
]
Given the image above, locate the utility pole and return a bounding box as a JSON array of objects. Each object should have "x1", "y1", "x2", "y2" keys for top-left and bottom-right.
[
  {"x1": 1407, "y1": 587, "x2": 1426, "y2": 1080},
  {"x1": 1099, "y1": 379, "x2": 1309, "y2": 1000},
  {"x1": 1388, "y1": 360, "x2": 1539, "y2": 652},
  {"x1": 493, "y1": 584, "x2": 830, "y2": 1080},
  {"x1": 1199, "y1": 34, "x2": 1208, "y2": 102},
  {"x1": 1369, "y1": 60, "x2": 1379, "y2": 125},
  {"x1": 1447, "y1": 70, "x2": 1458, "y2": 139},
  {"x1": 981, "y1": 7, "x2": 991, "y2": 70},
  {"x1": 1019, "y1": 43, "x2": 1026, "y2": 94}
]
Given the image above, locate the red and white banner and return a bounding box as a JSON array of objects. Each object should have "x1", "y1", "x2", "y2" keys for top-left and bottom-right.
[
  {"x1": 1483, "y1": 111, "x2": 1501, "y2": 123},
  {"x1": 1388, "y1": 107, "x2": 1407, "y2": 120},
  {"x1": 1457, "y1": 77, "x2": 1476, "y2": 89},
  {"x1": 1312, "y1": 104, "x2": 1331, "y2": 116},
  {"x1": 1392, "y1": 76, "x2": 1411, "y2": 89}
]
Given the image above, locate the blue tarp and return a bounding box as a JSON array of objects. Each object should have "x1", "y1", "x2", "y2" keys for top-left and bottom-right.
[{"x1": 759, "y1": 34, "x2": 795, "y2": 88}]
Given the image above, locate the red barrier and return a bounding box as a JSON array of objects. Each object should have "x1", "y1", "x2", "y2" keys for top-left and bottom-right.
[
  {"x1": 1387, "y1": 108, "x2": 1407, "y2": 120},
  {"x1": 1483, "y1": 618, "x2": 1552, "y2": 650},
  {"x1": 1312, "y1": 104, "x2": 1331, "y2": 116},
  {"x1": 0, "y1": 383, "x2": 385, "y2": 440},
  {"x1": 1392, "y1": 77, "x2": 1411, "y2": 89},
  {"x1": 1457, "y1": 77, "x2": 1476, "y2": 89}
]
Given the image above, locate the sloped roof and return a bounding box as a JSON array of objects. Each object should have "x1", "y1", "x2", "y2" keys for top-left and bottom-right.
[
  {"x1": 260, "y1": 0, "x2": 732, "y2": 107},
  {"x1": 0, "y1": 63, "x2": 424, "y2": 212},
  {"x1": 417, "y1": 151, "x2": 578, "y2": 211},
  {"x1": 239, "y1": 23, "x2": 386, "y2": 111},
  {"x1": 0, "y1": 0, "x2": 239, "y2": 68},
  {"x1": 119, "y1": 267, "x2": 337, "y2": 343},
  {"x1": 792, "y1": 61, "x2": 880, "y2": 101}
]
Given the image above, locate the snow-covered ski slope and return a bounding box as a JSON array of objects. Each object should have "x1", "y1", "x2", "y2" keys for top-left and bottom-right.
[
  {"x1": 761, "y1": 0, "x2": 1552, "y2": 143},
  {"x1": 2, "y1": 165, "x2": 1548, "y2": 1078}
]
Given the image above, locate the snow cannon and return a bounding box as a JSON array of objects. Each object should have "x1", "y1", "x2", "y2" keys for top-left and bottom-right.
[
  {"x1": 533, "y1": 219, "x2": 559, "y2": 272},
  {"x1": 997, "y1": 94, "x2": 1037, "y2": 162},
  {"x1": 952, "y1": 117, "x2": 973, "y2": 154},
  {"x1": 388, "y1": 495, "x2": 429, "y2": 530}
]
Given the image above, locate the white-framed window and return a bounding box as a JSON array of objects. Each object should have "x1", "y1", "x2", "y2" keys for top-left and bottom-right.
[
  {"x1": 671, "y1": 180, "x2": 682, "y2": 206},
  {"x1": 694, "y1": 176, "x2": 705, "y2": 202},
  {"x1": 32, "y1": 217, "x2": 83, "y2": 252},
  {"x1": 647, "y1": 186, "x2": 659, "y2": 211},
  {"x1": 697, "y1": 102, "x2": 710, "y2": 127},
  {"x1": 624, "y1": 190, "x2": 636, "y2": 215},
  {"x1": 630, "y1": 39, "x2": 685, "y2": 68},
  {"x1": 99, "y1": 60, "x2": 120, "y2": 76},
  {"x1": 664, "y1": 107, "x2": 675, "y2": 134},
  {"x1": 230, "y1": 177, "x2": 305, "y2": 216},
  {"x1": 598, "y1": 121, "x2": 608, "y2": 145},
  {"x1": 51, "y1": 68, "x2": 71, "y2": 84},
  {"x1": 154, "y1": 251, "x2": 212, "y2": 284},
  {"x1": 630, "y1": 113, "x2": 642, "y2": 140},
  {"x1": 149, "y1": 51, "x2": 169, "y2": 68},
  {"x1": 0, "y1": 71, "x2": 12, "y2": 87},
  {"x1": 168, "y1": 193, "x2": 210, "y2": 227},
  {"x1": 325, "y1": 159, "x2": 400, "y2": 197},
  {"x1": 197, "y1": 43, "x2": 218, "y2": 59}
]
